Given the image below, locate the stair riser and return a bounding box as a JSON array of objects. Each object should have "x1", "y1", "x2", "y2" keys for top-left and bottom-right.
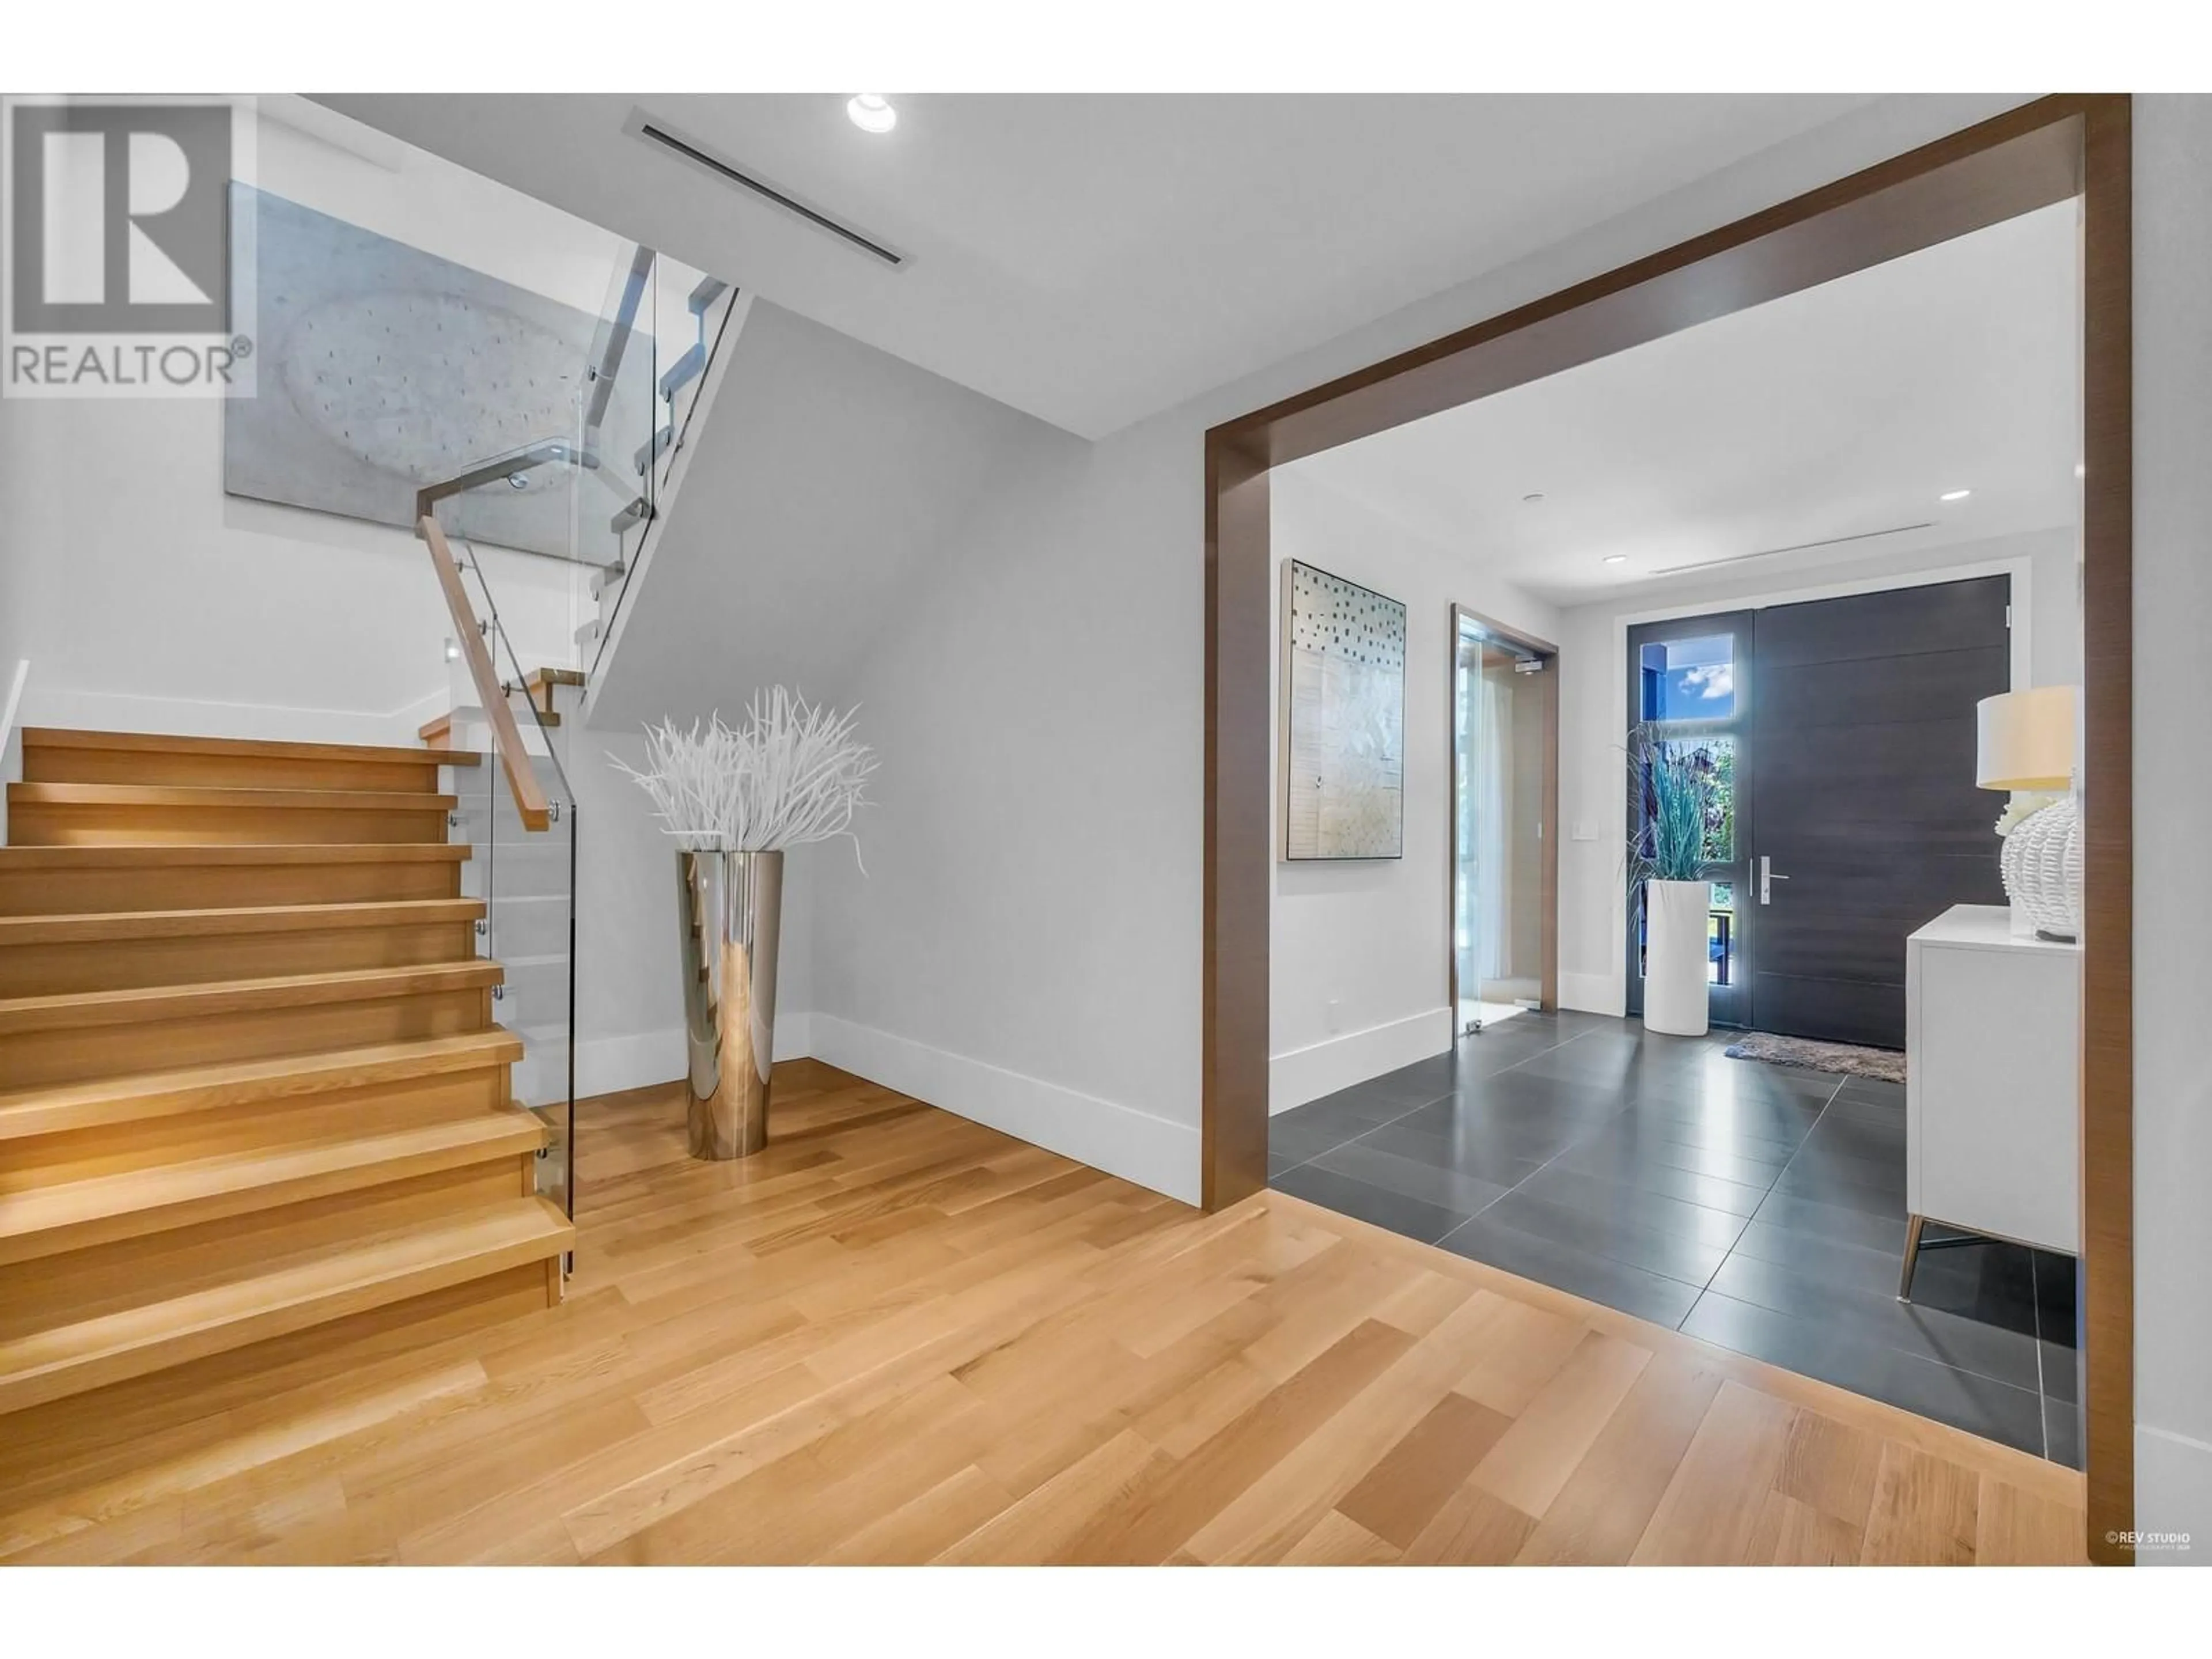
[
  {"x1": 0, "y1": 1190, "x2": 565, "y2": 1418},
  {"x1": 24, "y1": 750, "x2": 445, "y2": 794},
  {"x1": 6, "y1": 1070, "x2": 514, "y2": 1181},
  {"x1": 9, "y1": 802, "x2": 450, "y2": 847},
  {"x1": 0, "y1": 988, "x2": 494, "y2": 1089},
  {"x1": 0, "y1": 861, "x2": 464, "y2": 915},
  {"x1": 0, "y1": 1160, "x2": 539, "y2": 1339},
  {"x1": 0, "y1": 923, "x2": 480, "y2": 997},
  {"x1": 0, "y1": 1141, "x2": 540, "y2": 1270},
  {"x1": 0, "y1": 1259, "x2": 555, "y2": 1450}
]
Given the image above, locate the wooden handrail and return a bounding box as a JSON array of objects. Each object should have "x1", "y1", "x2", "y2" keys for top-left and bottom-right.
[{"x1": 418, "y1": 515, "x2": 552, "y2": 832}]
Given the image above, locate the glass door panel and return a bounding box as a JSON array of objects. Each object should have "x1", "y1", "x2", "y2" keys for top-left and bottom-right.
[
  {"x1": 1453, "y1": 626, "x2": 1485, "y2": 1033},
  {"x1": 1455, "y1": 613, "x2": 1551, "y2": 1033},
  {"x1": 1625, "y1": 612, "x2": 1754, "y2": 1028}
]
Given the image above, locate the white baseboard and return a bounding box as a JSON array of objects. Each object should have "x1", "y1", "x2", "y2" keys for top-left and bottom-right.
[
  {"x1": 2137, "y1": 1422, "x2": 2212, "y2": 1560},
  {"x1": 806, "y1": 1014, "x2": 1199, "y2": 1206},
  {"x1": 1559, "y1": 970, "x2": 1624, "y2": 1017},
  {"x1": 1270, "y1": 1006, "x2": 1453, "y2": 1116},
  {"x1": 776, "y1": 1012, "x2": 814, "y2": 1062},
  {"x1": 572, "y1": 1013, "x2": 815, "y2": 1102},
  {"x1": 572, "y1": 1026, "x2": 682, "y2": 1100}
]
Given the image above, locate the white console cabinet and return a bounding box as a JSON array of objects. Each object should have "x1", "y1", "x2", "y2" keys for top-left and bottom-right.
[{"x1": 1901, "y1": 903, "x2": 2080, "y2": 1297}]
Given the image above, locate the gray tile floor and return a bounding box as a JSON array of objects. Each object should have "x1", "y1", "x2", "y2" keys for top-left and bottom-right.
[{"x1": 1268, "y1": 1010, "x2": 2082, "y2": 1466}]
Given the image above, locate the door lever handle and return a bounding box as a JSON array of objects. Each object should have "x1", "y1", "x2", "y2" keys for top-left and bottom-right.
[{"x1": 1760, "y1": 855, "x2": 1790, "y2": 905}]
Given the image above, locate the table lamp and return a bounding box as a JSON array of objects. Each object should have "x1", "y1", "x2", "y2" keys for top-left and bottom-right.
[{"x1": 1975, "y1": 686, "x2": 2080, "y2": 941}]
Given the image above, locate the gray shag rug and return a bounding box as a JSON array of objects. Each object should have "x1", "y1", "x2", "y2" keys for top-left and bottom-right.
[{"x1": 1723, "y1": 1032, "x2": 1906, "y2": 1084}]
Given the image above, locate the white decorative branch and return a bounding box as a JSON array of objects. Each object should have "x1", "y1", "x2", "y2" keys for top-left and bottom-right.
[{"x1": 611, "y1": 688, "x2": 877, "y2": 868}]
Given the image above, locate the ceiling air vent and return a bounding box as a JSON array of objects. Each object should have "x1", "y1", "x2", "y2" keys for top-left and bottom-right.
[
  {"x1": 1650, "y1": 521, "x2": 1935, "y2": 577},
  {"x1": 624, "y1": 109, "x2": 909, "y2": 270}
]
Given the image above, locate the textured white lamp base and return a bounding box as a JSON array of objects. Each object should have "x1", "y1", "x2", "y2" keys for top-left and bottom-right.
[
  {"x1": 1643, "y1": 879, "x2": 1711, "y2": 1037},
  {"x1": 2001, "y1": 796, "x2": 2082, "y2": 941}
]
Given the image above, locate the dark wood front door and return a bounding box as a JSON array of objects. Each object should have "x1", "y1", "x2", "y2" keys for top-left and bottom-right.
[{"x1": 1748, "y1": 576, "x2": 2012, "y2": 1048}]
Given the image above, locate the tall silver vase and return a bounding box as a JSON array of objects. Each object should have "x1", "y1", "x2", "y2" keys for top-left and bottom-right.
[{"x1": 675, "y1": 849, "x2": 783, "y2": 1160}]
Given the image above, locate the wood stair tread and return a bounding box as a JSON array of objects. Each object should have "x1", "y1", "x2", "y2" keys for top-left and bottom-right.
[
  {"x1": 8, "y1": 782, "x2": 457, "y2": 812},
  {"x1": 0, "y1": 898, "x2": 484, "y2": 945},
  {"x1": 0, "y1": 1108, "x2": 548, "y2": 1263},
  {"x1": 0, "y1": 1031, "x2": 525, "y2": 1141},
  {"x1": 0, "y1": 961, "x2": 502, "y2": 1035},
  {"x1": 0, "y1": 843, "x2": 469, "y2": 869},
  {"x1": 22, "y1": 728, "x2": 479, "y2": 768},
  {"x1": 0, "y1": 1198, "x2": 573, "y2": 1415}
]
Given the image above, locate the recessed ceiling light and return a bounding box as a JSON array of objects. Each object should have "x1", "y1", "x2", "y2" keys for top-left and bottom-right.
[
  {"x1": 1939, "y1": 488, "x2": 1972, "y2": 502},
  {"x1": 1603, "y1": 555, "x2": 1628, "y2": 565},
  {"x1": 847, "y1": 94, "x2": 897, "y2": 134},
  {"x1": 1521, "y1": 492, "x2": 1546, "y2": 505}
]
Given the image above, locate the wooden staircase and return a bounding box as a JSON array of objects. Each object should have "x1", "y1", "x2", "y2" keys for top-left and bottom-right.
[{"x1": 0, "y1": 728, "x2": 573, "y2": 1422}]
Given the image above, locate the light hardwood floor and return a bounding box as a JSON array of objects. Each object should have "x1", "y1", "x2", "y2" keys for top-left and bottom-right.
[{"x1": 0, "y1": 1061, "x2": 2085, "y2": 1565}]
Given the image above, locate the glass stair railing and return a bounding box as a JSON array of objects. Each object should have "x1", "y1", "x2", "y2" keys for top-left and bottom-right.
[{"x1": 408, "y1": 237, "x2": 738, "y2": 1243}]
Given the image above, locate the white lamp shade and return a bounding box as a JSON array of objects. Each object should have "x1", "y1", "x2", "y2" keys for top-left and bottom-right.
[{"x1": 1975, "y1": 685, "x2": 2077, "y2": 791}]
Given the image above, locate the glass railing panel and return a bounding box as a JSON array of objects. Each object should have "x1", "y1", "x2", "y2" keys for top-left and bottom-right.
[
  {"x1": 586, "y1": 251, "x2": 738, "y2": 673},
  {"x1": 430, "y1": 487, "x2": 578, "y2": 1226}
]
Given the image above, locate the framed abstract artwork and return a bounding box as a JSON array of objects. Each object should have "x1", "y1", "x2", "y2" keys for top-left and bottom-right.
[{"x1": 1281, "y1": 559, "x2": 1407, "y2": 860}]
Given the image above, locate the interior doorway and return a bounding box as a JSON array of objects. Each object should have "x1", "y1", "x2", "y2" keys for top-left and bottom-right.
[
  {"x1": 1213, "y1": 99, "x2": 2133, "y2": 1554},
  {"x1": 1450, "y1": 607, "x2": 1557, "y2": 1034}
]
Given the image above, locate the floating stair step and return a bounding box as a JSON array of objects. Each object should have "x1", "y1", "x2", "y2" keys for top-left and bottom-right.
[
  {"x1": 633, "y1": 425, "x2": 673, "y2": 475},
  {"x1": 688, "y1": 276, "x2": 729, "y2": 317},
  {"x1": 0, "y1": 899, "x2": 487, "y2": 995},
  {"x1": 0, "y1": 1030, "x2": 525, "y2": 1142},
  {"x1": 573, "y1": 617, "x2": 604, "y2": 646},
  {"x1": 608, "y1": 497, "x2": 652, "y2": 535},
  {"x1": 0, "y1": 844, "x2": 470, "y2": 915},
  {"x1": 22, "y1": 728, "x2": 474, "y2": 793},
  {"x1": 0, "y1": 1197, "x2": 573, "y2": 1416},
  {"x1": 657, "y1": 342, "x2": 706, "y2": 402},
  {"x1": 0, "y1": 961, "x2": 503, "y2": 1089},
  {"x1": 517, "y1": 668, "x2": 583, "y2": 720},
  {"x1": 0, "y1": 1107, "x2": 547, "y2": 1267},
  {"x1": 0, "y1": 961, "x2": 502, "y2": 1037},
  {"x1": 590, "y1": 560, "x2": 627, "y2": 599},
  {"x1": 7, "y1": 782, "x2": 457, "y2": 847}
]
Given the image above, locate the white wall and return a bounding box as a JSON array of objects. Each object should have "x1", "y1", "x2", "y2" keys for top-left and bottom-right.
[
  {"x1": 1267, "y1": 467, "x2": 1558, "y2": 1112},
  {"x1": 806, "y1": 415, "x2": 1208, "y2": 1200},
  {"x1": 2131, "y1": 92, "x2": 2212, "y2": 1552},
  {"x1": 1550, "y1": 527, "x2": 2078, "y2": 1014},
  {"x1": 0, "y1": 105, "x2": 610, "y2": 746}
]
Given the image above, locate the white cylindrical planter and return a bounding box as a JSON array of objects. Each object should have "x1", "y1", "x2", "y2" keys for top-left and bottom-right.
[{"x1": 1643, "y1": 879, "x2": 1711, "y2": 1037}]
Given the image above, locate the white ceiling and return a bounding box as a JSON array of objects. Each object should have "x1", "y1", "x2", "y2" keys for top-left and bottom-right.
[
  {"x1": 316, "y1": 93, "x2": 1878, "y2": 438},
  {"x1": 1289, "y1": 199, "x2": 2082, "y2": 607}
]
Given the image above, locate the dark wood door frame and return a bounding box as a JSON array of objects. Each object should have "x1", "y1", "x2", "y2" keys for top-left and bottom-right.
[
  {"x1": 1445, "y1": 605, "x2": 1560, "y2": 1024},
  {"x1": 1203, "y1": 95, "x2": 2131, "y2": 1561}
]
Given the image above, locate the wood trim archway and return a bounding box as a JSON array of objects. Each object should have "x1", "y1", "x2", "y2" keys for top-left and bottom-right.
[{"x1": 1202, "y1": 94, "x2": 2132, "y2": 1561}]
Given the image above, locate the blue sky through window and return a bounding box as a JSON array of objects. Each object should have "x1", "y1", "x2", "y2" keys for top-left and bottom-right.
[{"x1": 1639, "y1": 634, "x2": 1735, "y2": 721}]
